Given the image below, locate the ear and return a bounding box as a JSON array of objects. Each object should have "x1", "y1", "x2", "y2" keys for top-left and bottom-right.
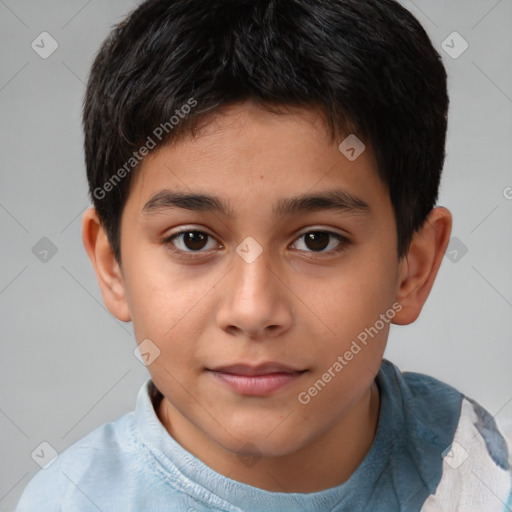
[
  {"x1": 393, "y1": 206, "x2": 452, "y2": 325},
  {"x1": 81, "y1": 207, "x2": 131, "y2": 322}
]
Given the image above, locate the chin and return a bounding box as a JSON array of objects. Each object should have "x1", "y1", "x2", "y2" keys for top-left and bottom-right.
[{"x1": 214, "y1": 422, "x2": 312, "y2": 459}]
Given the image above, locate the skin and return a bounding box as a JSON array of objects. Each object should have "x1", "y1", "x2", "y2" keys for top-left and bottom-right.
[{"x1": 82, "y1": 101, "x2": 452, "y2": 493}]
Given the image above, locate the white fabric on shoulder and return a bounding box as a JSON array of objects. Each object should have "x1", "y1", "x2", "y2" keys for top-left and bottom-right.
[{"x1": 421, "y1": 398, "x2": 512, "y2": 512}]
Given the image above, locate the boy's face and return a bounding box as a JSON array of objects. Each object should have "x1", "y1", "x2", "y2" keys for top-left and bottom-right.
[{"x1": 115, "y1": 102, "x2": 402, "y2": 459}]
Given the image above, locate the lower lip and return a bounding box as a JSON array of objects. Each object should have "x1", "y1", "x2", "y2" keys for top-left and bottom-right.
[{"x1": 209, "y1": 371, "x2": 305, "y2": 396}]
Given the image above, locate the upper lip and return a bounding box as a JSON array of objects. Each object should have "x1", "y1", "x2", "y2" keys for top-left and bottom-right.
[{"x1": 208, "y1": 362, "x2": 305, "y2": 376}]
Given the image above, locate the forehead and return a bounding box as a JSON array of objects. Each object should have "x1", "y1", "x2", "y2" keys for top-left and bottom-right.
[{"x1": 125, "y1": 102, "x2": 387, "y2": 219}]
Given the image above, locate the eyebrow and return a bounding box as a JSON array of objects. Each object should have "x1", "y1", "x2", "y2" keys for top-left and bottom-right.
[{"x1": 142, "y1": 188, "x2": 370, "y2": 217}]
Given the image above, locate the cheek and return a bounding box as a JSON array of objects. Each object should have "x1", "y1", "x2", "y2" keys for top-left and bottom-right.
[
  {"x1": 124, "y1": 253, "x2": 199, "y2": 331},
  {"x1": 297, "y1": 259, "x2": 396, "y2": 342},
  {"x1": 125, "y1": 261, "x2": 218, "y2": 369}
]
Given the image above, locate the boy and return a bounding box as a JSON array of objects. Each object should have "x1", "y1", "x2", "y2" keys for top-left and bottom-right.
[{"x1": 16, "y1": 0, "x2": 512, "y2": 510}]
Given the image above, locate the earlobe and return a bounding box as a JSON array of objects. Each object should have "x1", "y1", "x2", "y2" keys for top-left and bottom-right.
[
  {"x1": 393, "y1": 207, "x2": 452, "y2": 325},
  {"x1": 81, "y1": 207, "x2": 132, "y2": 322}
]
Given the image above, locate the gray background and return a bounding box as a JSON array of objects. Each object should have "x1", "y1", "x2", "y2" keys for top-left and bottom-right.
[{"x1": 0, "y1": 0, "x2": 511, "y2": 510}]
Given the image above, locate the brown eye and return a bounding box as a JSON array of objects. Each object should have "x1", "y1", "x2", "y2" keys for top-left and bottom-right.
[
  {"x1": 292, "y1": 230, "x2": 351, "y2": 256},
  {"x1": 180, "y1": 231, "x2": 209, "y2": 251},
  {"x1": 303, "y1": 232, "x2": 330, "y2": 251},
  {"x1": 165, "y1": 230, "x2": 218, "y2": 253}
]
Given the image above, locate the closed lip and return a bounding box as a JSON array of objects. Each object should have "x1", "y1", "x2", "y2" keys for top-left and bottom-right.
[{"x1": 207, "y1": 362, "x2": 307, "y2": 376}]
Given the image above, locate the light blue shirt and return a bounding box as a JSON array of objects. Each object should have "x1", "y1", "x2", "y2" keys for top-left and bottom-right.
[{"x1": 15, "y1": 359, "x2": 512, "y2": 511}]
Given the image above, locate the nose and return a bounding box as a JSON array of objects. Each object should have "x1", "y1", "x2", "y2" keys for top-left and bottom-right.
[{"x1": 216, "y1": 246, "x2": 293, "y2": 340}]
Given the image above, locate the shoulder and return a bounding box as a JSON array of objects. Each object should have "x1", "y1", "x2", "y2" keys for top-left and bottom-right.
[
  {"x1": 390, "y1": 361, "x2": 510, "y2": 468},
  {"x1": 378, "y1": 359, "x2": 512, "y2": 510},
  {"x1": 422, "y1": 397, "x2": 512, "y2": 511},
  {"x1": 379, "y1": 358, "x2": 466, "y2": 443},
  {"x1": 15, "y1": 411, "x2": 138, "y2": 511},
  {"x1": 381, "y1": 359, "x2": 464, "y2": 412}
]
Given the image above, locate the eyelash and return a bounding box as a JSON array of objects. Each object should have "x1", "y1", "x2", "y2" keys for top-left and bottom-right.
[{"x1": 162, "y1": 228, "x2": 352, "y2": 260}]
